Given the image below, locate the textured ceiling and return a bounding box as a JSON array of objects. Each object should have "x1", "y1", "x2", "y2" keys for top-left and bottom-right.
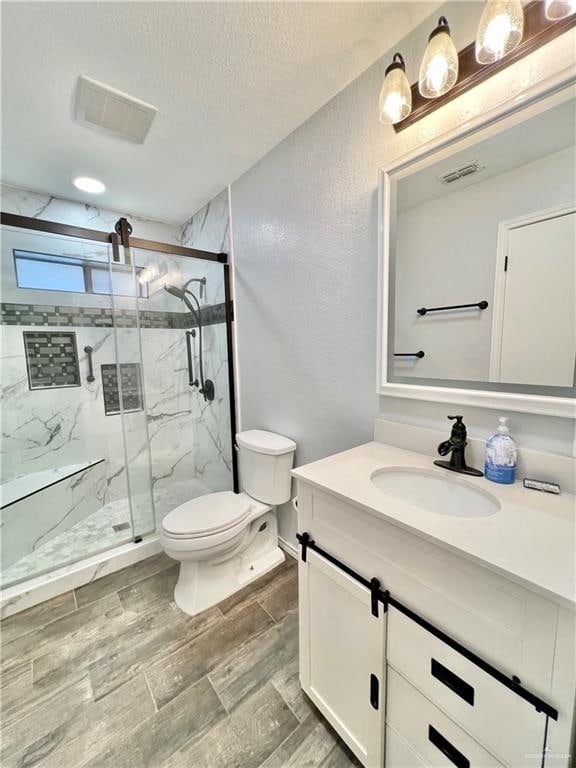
[{"x1": 1, "y1": 1, "x2": 435, "y2": 223}]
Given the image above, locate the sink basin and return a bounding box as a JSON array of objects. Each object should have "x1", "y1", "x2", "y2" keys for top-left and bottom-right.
[{"x1": 370, "y1": 467, "x2": 500, "y2": 518}]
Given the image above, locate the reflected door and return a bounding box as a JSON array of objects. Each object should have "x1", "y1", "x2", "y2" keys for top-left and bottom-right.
[{"x1": 491, "y1": 210, "x2": 576, "y2": 387}]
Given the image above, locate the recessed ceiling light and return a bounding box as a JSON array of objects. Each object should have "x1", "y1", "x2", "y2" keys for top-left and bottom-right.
[{"x1": 73, "y1": 176, "x2": 105, "y2": 194}]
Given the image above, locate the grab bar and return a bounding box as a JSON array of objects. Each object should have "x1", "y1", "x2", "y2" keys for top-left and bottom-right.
[
  {"x1": 417, "y1": 301, "x2": 488, "y2": 316},
  {"x1": 185, "y1": 331, "x2": 198, "y2": 388},
  {"x1": 394, "y1": 351, "x2": 425, "y2": 359},
  {"x1": 83, "y1": 346, "x2": 95, "y2": 383}
]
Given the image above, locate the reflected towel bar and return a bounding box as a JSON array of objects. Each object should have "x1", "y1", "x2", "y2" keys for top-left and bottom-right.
[
  {"x1": 394, "y1": 351, "x2": 425, "y2": 358},
  {"x1": 417, "y1": 301, "x2": 488, "y2": 316}
]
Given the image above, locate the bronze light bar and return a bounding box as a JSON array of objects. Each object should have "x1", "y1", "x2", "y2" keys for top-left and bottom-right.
[{"x1": 394, "y1": 0, "x2": 576, "y2": 133}]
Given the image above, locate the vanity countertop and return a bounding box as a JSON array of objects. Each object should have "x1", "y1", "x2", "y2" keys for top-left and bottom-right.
[{"x1": 292, "y1": 441, "x2": 576, "y2": 610}]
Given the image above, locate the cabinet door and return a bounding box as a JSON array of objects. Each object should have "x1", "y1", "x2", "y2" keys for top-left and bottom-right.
[{"x1": 299, "y1": 549, "x2": 386, "y2": 767}]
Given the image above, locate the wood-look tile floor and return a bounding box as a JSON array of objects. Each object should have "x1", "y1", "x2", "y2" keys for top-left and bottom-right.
[{"x1": 0, "y1": 553, "x2": 360, "y2": 768}]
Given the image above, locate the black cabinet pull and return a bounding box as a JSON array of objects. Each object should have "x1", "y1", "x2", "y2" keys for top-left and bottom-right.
[
  {"x1": 369, "y1": 674, "x2": 379, "y2": 710},
  {"x1": 429, "y1": 725, "x2": 470, "y2": 768},
  {"x1": 83, "y1": 346, "x2": 95, "y2": 383},
  {"x1": 431, "y1": 658, "x2": 475, "y2": 706}
]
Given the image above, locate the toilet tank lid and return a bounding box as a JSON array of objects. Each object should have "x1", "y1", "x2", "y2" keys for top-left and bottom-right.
[{"x1": 236, "y1": 430, "x2": 296, "y2": 456}]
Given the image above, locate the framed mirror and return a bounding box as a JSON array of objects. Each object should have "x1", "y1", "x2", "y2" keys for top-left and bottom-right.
[{"x1": 379, "y1": 82, "x2": 576, "y2": 417}]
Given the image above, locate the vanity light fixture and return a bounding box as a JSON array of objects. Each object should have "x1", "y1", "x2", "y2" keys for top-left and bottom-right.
[
  {"x1": 545, "y1": 0, "x2": 576, "y2": 19},
  {"x1": 475, "y1": 0, "x2": 524, "y2": 64},
  {"x1": 384, "y1": 1, "x2": 576, "y2": 133},
  {"x1": 419, "y1": 17, "x2": 459, "y2": 99},
  {"x1": 73, "y1": 176, "x2": 105, "y2": 194},
  {"x1": 378, "y1": 53, "x2": 412, "y2": 125}
]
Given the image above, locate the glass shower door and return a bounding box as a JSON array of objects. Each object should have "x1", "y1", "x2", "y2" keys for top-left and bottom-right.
[
  {"x1": 0, "y1": 224, "x2": 154, "y2": 588},
  {"x1": 130, "y1": 245, "x2": 234, "y2": 528}
]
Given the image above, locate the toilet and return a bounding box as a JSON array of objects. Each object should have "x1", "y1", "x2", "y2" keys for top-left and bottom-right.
[{"x1": 160, "y1": 429, "x2": 297, "y2": 616}]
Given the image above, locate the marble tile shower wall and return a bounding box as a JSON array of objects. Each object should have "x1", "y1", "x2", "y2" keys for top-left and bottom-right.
[{"x1": 1, "y1": 185, "x2": 233, "y2": 569}]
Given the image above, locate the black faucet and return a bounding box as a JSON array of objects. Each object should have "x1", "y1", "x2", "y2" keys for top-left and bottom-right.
[{"x1": 434, "y1": 416, "x2": 483, "y2": 477}]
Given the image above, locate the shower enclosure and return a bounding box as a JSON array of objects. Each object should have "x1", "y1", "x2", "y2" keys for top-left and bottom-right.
[{"x1": 0, "y1": 213, "x2": 237, "y2": 592}]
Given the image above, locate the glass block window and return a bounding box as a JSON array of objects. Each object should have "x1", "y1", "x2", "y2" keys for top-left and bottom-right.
[
  {"x1": 23, "y1": 331, "x2": 81, "y2": 389},
  {"x1": 101, "y1": 363, "x2": 143, "y2": 415},
  {"x1": 14, "y1": 251, "x2": 148, "y2": 298}
]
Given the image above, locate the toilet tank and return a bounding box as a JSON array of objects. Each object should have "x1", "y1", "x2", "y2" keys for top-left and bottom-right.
[{"x1": 236, "y1": 430, "x2": 297, "y2": 505}]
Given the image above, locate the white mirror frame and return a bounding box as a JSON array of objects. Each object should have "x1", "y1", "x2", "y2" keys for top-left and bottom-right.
[{"x1": 378, "y1": 76, "x2": 576, "y2": 419}]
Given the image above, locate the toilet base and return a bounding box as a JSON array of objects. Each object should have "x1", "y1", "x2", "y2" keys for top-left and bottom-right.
[{"x1": 172, "y1": 513, "x2": 285, "y2": 616}]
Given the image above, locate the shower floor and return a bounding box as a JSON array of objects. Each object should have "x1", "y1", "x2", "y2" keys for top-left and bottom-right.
[{"x1": 1, "y1": 479, "x2": 211, "y2": 588}]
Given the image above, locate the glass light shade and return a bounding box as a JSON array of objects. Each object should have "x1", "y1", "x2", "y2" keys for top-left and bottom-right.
[
  {"x1": 379, "y1": 56, "x2": 412, "y2": 125},
  {"x1": 475, "y1": 0, "x2": 524, "y2": 64},
  {"x1": 419, "y1": 23, "x2": 459, "y2": 99},
  {"x1": 545, "y1": 0, "x2": 576, "y2": 18}
]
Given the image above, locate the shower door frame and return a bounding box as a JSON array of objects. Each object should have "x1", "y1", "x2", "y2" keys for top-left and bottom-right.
[{"x1": 1, "y1": 211, "x2": 240, "y2": 501}]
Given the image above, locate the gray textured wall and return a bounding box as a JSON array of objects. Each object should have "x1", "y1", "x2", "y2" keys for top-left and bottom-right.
[{"x1": 229, "y1": 4, "x2": 575, "y2": 543}]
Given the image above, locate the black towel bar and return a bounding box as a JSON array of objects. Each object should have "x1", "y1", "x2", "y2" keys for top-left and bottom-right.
[{"x1": 417, "y1": 301, "x2": 488, "y2": 316}]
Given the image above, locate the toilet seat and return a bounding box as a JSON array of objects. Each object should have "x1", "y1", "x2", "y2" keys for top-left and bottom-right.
[{"x1": 162, "y1": 491, "x2": 252, "y2": 539}]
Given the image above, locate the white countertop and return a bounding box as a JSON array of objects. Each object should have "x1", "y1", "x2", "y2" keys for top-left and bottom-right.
[{"x1": 292, "y1": 441, "x2": 576, "y2": 610}]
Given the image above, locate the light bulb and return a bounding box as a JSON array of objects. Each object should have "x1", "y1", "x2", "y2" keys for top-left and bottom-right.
[
  {"x1": 545, "y1": 0, "x2": 576, "y2": 18},
  {"x1": 379, "y1": 53, "x2": 412, "y2": 125},
  {"x1": 476, "y1": 0, "x2": 524, "y2": 64},
  {"x1": 419, "y1": 17, "x2": 459, "y2": 99}
]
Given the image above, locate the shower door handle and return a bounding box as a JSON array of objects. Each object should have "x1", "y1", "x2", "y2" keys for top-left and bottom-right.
[
  {"x1": 84, "y1": 346, "x2": 95, "y2": 383},
  {"x1": 185, "y1": 331, "x2": 198, "y2": 387}
]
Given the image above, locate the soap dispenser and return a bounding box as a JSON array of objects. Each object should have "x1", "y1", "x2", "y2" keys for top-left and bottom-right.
[{"x1": 484, "y1": 417, "x2": 517, "y2": 484}]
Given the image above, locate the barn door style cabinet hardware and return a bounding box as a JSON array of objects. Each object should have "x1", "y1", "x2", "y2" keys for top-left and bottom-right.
[
  {"x1": 416, "y1": 301, "x2": 488, "y2": 316},
  {"x1": 294, "y1": 480, "x2": 574, "y2": 768}
]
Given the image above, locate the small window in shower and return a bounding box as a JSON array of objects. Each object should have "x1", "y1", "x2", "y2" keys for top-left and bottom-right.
[
  {"x1": 14, "y1": 251, "x2": 149, "y2": 298},
  {"x1": 101, "y1": 363, "x2": 143, "y2": 415},
  {"x1": 23, "y1": 331, "x2": 81, "y2": 389}
]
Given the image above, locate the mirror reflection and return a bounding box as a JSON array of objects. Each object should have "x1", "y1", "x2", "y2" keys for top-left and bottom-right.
[{"x1": 389, "y1": 95, "x2": 575, "y2": 397}]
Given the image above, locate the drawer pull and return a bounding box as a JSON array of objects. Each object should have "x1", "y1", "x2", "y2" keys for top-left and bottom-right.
[
  {"x1": 431, "y1": 658, "x2": 475, "y2": 706},
  {"x1": 370, "y1": 673, "x2": 379, "y2": 709},
  {"x1": 429, "y1": 725, "x2": 470, "y2": 768}
]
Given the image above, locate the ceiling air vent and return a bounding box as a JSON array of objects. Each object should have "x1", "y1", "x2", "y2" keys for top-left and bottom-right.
[
  {"x1": 74, "y1": 76, "x2": 157, "y2": 145},
  {"x1": 438, "y1": 161, "x2": 484, "y2": 184}
]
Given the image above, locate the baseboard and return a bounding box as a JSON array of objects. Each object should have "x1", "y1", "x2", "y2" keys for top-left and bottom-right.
[
  {"x1": 278, "y1": 536, "x2": 298, "y2": 560},
  {"x1": 1, "y1": 536, "x2": 161, "y2": 618}
]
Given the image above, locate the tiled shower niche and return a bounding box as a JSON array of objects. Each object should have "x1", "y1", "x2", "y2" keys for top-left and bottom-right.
[
  {"x1": 23, "y1": 331, "x2": 80, "y2": 389},
  {"x1": 101, "y1": 363, "x2": 144, "y2": 415}
]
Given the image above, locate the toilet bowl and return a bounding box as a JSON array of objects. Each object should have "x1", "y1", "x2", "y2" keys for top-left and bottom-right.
[{"x1": 161, "y1": 430, "x2": 296, "y2": 616}]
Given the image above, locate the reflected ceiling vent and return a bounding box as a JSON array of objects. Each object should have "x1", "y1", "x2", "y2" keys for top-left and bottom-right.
[
  {"x1": 73, "y1": 76, "x2": 157, "y2": 144},
  {"x1": 438, "y1": 160, "x2": 484, "y2": 184}
]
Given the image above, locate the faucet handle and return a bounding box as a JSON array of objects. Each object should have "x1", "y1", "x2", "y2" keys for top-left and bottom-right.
[{"x1": 447, "y1": 415, "x2": 463, "y2": 422}]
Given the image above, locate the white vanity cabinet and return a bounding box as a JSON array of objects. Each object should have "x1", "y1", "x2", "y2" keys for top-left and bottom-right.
[
  {"x1": 299, "y1": 549, "x2": 386, "y2": 766},
  {"x1": 295, "y1": 479, "x2": 576, "y2": 768}
]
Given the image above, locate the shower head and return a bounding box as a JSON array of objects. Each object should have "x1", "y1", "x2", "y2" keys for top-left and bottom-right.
[
  {"x1": 164, "y1": 277, "x2": 206, "y2": 301},
  {"x1": 164, "y1": 284, "x2": 186, "y2": 300}
]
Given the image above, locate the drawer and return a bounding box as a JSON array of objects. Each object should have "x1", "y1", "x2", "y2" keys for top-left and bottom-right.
[
  {"x1": 386, "y1": 667, "x2": 505, "y2": 768},
  {"x1": 387, "y1": 609, "x2": 547, "y2": 766}
]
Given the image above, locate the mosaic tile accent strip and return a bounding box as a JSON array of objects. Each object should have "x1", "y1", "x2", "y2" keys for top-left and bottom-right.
[
  {"x1": 1, "y1": 302, "x2": 227, "y2": 329},
  {"x1": 101, "y1": 363, "x2": 143, "y2": 415},
  {"x1": 23, "y1": 331, "x2": 80, "y2": 390}
]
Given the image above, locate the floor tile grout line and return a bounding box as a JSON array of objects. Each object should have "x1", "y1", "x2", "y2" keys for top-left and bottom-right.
[
  {"x1": 270, "y1": 679, "x2": 302, "y2": 725},
  {"x1": 143, "y1": 669, "x2": 159, "y2": 713},
  {"x1": 258, "y1": 602, "x2": 279, "y2": 625},
  {"x1": 206, "y1": 673, "x2": 230, "y2": 715}
]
